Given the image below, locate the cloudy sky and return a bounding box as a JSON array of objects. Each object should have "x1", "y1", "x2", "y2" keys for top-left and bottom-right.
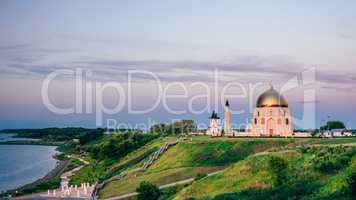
[{"x1": 0, "y1": 0, "x2": 355, "y2": 129}]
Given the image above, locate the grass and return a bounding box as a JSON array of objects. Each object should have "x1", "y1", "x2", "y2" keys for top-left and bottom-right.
[
  {"x1": 148, "y1": 138, "x2": 293, "y2": 172},
  {"x1": 71, "y1": 136, "x2": 356, "y2": 199},
  {"x1": 69, "y1": 160, "x2": 107, "y2": 186},
  {"x1": 69, "y1": 137, "x2": 167, "y2": 186},
  {"x1": 107, "y1": 137, "x2": 166, "y2": 173},
  {"x1": 71, "y1": 136, "x2": 355, "y2": 196},
  {"x1": 99, "y1": 166, "x2": 223, "y2": 198},
  {"x1": 173, "y1": 145, "x2": 356, "y2": 200},
  {"x1": 64, "y1": 158, "x2": 84, "y2": 171},
  {"x1": 172, "y1": 153, "x2": 283, "y2": 199},
  {"x1": 160, "y1": 184, "x2": 188, "y2": 200},
  {"x1": 311, "y1": 137, "x2": 356, "y2": 145},
  {"x1": 99, "y1": 137, "x2": 296, "y2": 198}
]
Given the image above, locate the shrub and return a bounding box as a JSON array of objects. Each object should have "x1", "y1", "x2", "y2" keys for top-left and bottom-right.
[
  {"x1": 54, "y1": 153, "x2": 66, "y2": 161},
  {"x1": 268, "y1": 156, "x2": 289, "y2": 185},
  {"x1": 89, "y1": 133, "x2": 158, "y2": 160},
  {"x1": 136, "y1": 181, "x2": 161, "y2": 200},
  {"x1": 298, "y1": 146, "x2": 310, "y2": 154},
  {"x1": 195, "y1": 173, "x2": 207, "y2": 181},
  {"x1": 313, "y1": 146, "x2": 354, "y2": 174},
  {"x1": 151, "y1": 120, "x2": 197, "y2": 135},
  {"x1": 320, "y1": 121, "x2": 345, "y2": 131},
  {"x1": 213, "y1": 193, "x2": 239, "y2": 200},
  {"x1": 314, "y1": 157, "x2": 336, "y2": 173},
  {"x1": 160, "y1": 186, "x2": 179, "y2": 199},
  {"x1": 347, "y1": 172, "x2": 356, "y2": 195}
]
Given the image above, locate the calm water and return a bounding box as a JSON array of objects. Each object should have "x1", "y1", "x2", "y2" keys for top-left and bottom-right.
[
  {"x1": 0, "y1": 134, "x2": 58, "y2": 193},
  {"x1": 0, "y1": 133, "x2": 39, "y2": 141}
]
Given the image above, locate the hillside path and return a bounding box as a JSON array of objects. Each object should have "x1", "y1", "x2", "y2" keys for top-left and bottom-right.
[{"x1": 103, "y1": 170, "x2": 223, "y2": 200}]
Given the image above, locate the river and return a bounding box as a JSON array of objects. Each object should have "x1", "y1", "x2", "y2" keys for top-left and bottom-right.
[{"x1": 0, "y1": 134, "x2": 58, "y2": 193}]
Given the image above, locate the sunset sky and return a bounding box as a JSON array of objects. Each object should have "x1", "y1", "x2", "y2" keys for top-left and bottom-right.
[{"x1": 0, "y1": 0, "x2": 355, "y2": 129}]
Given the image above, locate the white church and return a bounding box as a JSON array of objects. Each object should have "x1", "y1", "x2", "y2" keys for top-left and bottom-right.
[{"x1": 207, "y1": 85, "x2": 294, "y2": 137}]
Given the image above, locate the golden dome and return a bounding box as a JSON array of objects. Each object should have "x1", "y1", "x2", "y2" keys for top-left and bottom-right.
[{"x1": 256, "y1": 86, "x2": 288, "y2": 108}]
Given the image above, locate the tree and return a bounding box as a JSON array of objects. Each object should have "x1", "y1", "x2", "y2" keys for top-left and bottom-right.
[
  {"x1": 320, "y1": 121, "x2": 346, "y2": 131},
  {"x1": 347, "y1": 172, "x2": 356, "y2": 195},
  {"x1": 310, "y1": 129, "x2": 318, "y2": 137},
  {"x1": 150, "y1": 120, "x2": 197, "y2": 135},
  {"x1": 78, "y1": 128, "x2": 104, "y2": 144},
  {"x1": 89, "y1": 133, "x2": 158, "y2": 160},
  {"x1": 136, "y1": 181, "x2": 161, "y2": 200},
  {"x1": 268, "y1": 156, "x2": 289, "y2": 185},
  {"x1": 151, "y1": 123, "x2": 166, "y2": 135}
]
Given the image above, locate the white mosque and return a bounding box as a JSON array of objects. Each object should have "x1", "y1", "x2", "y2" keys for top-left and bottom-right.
[{"x1": 207, "y1": 85, "x2": 294, "y2": 137}]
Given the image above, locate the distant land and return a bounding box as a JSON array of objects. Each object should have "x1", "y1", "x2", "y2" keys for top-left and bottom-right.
[{"x1": 1, "y1": 123, "x2": 356, "y2": 199}]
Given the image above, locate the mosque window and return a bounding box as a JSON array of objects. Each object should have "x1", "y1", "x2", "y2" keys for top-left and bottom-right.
[
  {"x1": 286, "y1": 118, "x2": 289, "y2": 125},
  {"x1": 261, "y1": 118, "x2": 265, "y2": 125},
  {"x1": 278, "y1": 118, "x2": 282, "y2": 125},
  {"x1": 254, "y1": 118, "x2": 257, "y2": 125},
  {"x1": 257, "y1": 111, "x2": 260, "y2": 116}
]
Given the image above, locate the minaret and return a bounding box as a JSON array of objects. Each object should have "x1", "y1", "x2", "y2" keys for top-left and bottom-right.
[{"x1": 224, "y1": 100, "x2": 232, "y2": 135}]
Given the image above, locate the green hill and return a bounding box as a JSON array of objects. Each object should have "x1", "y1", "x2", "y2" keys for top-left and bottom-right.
[
  {"x1": 173, "y1": 143, "x2": 356, "y2": 200},
  {"x1": 7, "y1": 128, "x2": 355, "y2": 199},
  {"x1": 96, "y1": 137, "x2": 356, "y2": 200},
  {"x1": 99, "y1": 137, "x2": 296, "y2": 198},
  {"x1": 69, "y1": 135, "x2": 167, "y2": 186}
]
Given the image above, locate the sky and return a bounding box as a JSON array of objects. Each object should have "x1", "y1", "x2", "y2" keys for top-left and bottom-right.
[{"x1": 0, "y1": 0, "x2": 355, "y2": 130}]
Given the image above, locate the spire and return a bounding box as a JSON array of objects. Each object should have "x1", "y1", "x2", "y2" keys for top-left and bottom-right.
[
  {"x1": 225, "y1": 100, "x2": 230, "y2": 107},
  {"x1": 268, "y1": 81, "x2": 273, "y2": 89},
  {"x1": 211, "y1": 110, "x2": 216, "y2": 119},
  {"x1": 210, "y1": 110, "x2": 219, "y2": 119}
]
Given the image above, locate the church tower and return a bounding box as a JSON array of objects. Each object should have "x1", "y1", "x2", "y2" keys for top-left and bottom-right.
[
  {"x1": 224, "y1": 100, "x2": 232, "y2": 136},
  {"x1": 207, "y1": 110, "x2": 222, "y2": 136}
]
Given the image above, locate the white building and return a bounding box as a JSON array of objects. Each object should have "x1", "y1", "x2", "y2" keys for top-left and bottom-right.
[
  {"x1": 246, "y1": 86, "x2": 293, "y2": 137},
  {"x1": 294, "y1": 131, "x2": 311, "y2": 137},
  {"x1": 322, "y1": 129, "x2": 350, "y2": 137},
  {"x1": 207, "y1": 110, "x2": 222, "y2": 136}
]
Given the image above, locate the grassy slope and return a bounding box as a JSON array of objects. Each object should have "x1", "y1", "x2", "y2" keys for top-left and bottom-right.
[
  {"x1": 100, "y1": 166, "x2": 223, "y2": 198},
  {"x1": 99, "y1": 137, "x2": 295, "y2": 198},
  {"x1": 173, "y1": 151, "x2": 300, "y2": 199},
  {"x1": 69, "y1": 137, "x2": 166, "y2": 186},
  {"x1": 107, "y1": 137, "x2": 168, "y2": 173},
  {"x1": 173, "y1": 141, "x2": 356, "y2": 200}
]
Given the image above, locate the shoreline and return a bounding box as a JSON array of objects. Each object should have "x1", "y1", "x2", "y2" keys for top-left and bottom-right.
[{"x1": 0, "y1": 140, "x2": 62, "y2": 146}]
